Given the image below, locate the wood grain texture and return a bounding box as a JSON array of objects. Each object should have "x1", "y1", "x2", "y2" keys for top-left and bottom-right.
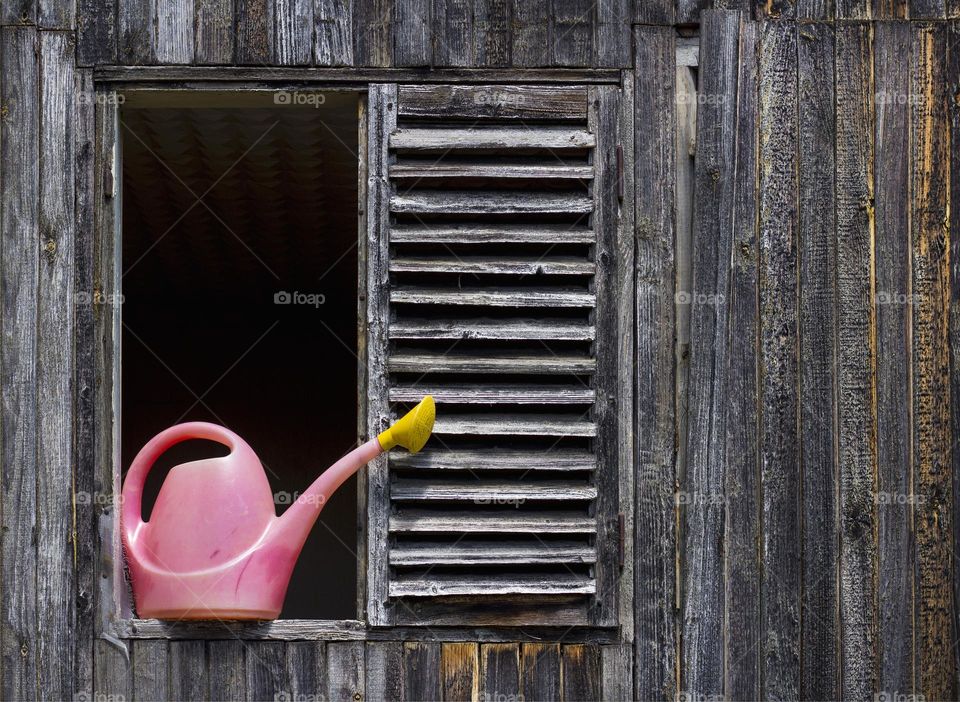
[
  {"x1": 511, "y1": 0, "x2": 548, "y2": 66},
  {"x1": 911, "y1": 0, "x2": 947, "y2": 18},
  {"x1": 441, "y1": 642, "x2": 479, "y2": 701},
  {"x1": 1, "y1": 26, "x2": 40, "y2": 702},
  {"x1": 236, "y1": 0, "x2": 275, "y2": 64},
  {"x1": 873, "y1": 0, "x2": 908, "y2": 17},
  {"x1": 77, "y1": 0, "x2": 117, "y2": 65},
  {"x1": 797, "y1": 21, "x2": 839, "y2": 702},
  {"x1": 836, "y1": 0, "x2": 869, "y2": 18},
  {"x1": 949, "y1": 18, "x2": 960, "y2": 698},
  {"x1": 432, "y1": 0, "x2": 472, "y2": 66},
  {"x1": 276, "y1": 0, "x2": 313, "y2": 65},
  {"x1": 552, "y1": 0, "x2": 593, "y2": 66},
  {"x1": 39, "y1": 0, "x2": 75, "y2": 29},
  {"x1": 37, "y1": 30, "x2": 76, "y2": 702},
  {"x1": 758, "y1": 20, "x2": 801, "y2": 700},
  {"x1": 117, "y1": 0, "x2": 155, "y2": 64},
  {"x1": 836, "y1": 23, "x2": 878, "y2": 701},
  {"x1": 1, "y1": 0, "x2": 35, "y2": 23},
  {"x1": 286, "y1": 641, "x2": 325, "y2": 701},
  {"x1": 73, "y1": 68, "x2": 97, "y2": 702},
  {"x1": 480, "y1": 644, "x2": 519, "y2": 701},
  {"x1": 404, "y1": 642, "x2": 441, "y2": 702},
  {"x1": 397, "y1": 84, "x2": 588, "y2": 121},
  {"x1": 632, "y1": 24, "x2": 677, "y2": 702},
  {"x1": 195, "y1": 0, "x2": 235, "y2": 63},
  {"x1": 910, "y1": 22, "x2": 956, "y2": 701},
  {"x1": 365, "y1": 84, "x2": 395, "y2": 625},
  {"x1": 207, "y1": 641, "x2": 245, "y2": 701},
  {"x1": 246, "y1": 641, "x2": 287, "y2": 701},
  {"x1": 521, "y1": 643, "x2": 561, "y2": 701},
  {"x1": 595, "y1": 0, "x2": 629, "y2": 67},
  {"x1": 473, "y1": 0, "x2": 510, "y2": 67},
  {"x1": 756, "y1": 0, "x2": 797, "y2": 18},
  {"x1": 315, "y1": 0, "x2": 354, "y2": 66},
  {"x1": 723, "y1": 15, "x2": 761, "y2": 702},
  {"x1": 562, "y1": 644, "x2": 601, "y2": 701},
  {"x1": 365, "y1": 642, "x2": 403, "y2": 701},
  {"x1": 392, "y1": 0, "x2": 430, "y2": 65},
  {"x1": 169, "y1": 640, "x2": 208, "y2": 700},
  {"x1": 875, "y1": 20, "x2": 916, "y2": 699},
  {"x1": 634, "y1": 0, "x2": 674, "y2": 24},
  {"x1": 682, "y1": 11, "x2": 739, "y2": 698},
  {"x1": 794, "y1": 0, "x2": 834, "y2": 18},
  {"x1": 132, "y1": 640, "x2": 169, "y2": 701},
  {"x1": 94, "y1": 640, "x2": 132, "y2": 701},
  {"x1": 354, "y1": 0, "x2": 392, "y2": 66},
  {"x1": 326, "y1": 641, "x2": 365, "y2": 701},
  {"x1": 156, "y1": 0, "x2": 195, "y2": 63}
]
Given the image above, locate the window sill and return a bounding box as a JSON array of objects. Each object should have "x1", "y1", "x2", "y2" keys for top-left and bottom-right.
[{"x1": 110, "y1": 618, "x2": 620, "y2": 644}]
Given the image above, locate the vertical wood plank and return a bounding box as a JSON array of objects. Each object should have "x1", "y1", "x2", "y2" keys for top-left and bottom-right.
[
  {"x1": 600, "y1": 644, "x2": 632, "y2": 702},
  {"x1": 1, "y1": 0, "x2": 35, "y2": 23},
  {"x1": 246, "y1": 642, "x2": 287, "y2": 701},
  {"x1": 156, "y1": 0, "x2": 195, "y2": 63},
  {"x1": 634, "y1": 0, "x2": 673, "y2": 24},
  {"x1": 315, "y1": 0, "x2": 354, "y2": 66},
  {"x1": 473, "y1": 0, "x2": 510, "y2": 67},
  {"x1": 797, "y1": 20, "x2": 840, "y2": 702},
  {"x1": 195, "y1": 0, "x2": 235, "y2": 63},
  {"x1": 676, "y1": 0, "x2": 711, "y2": 24},
  {"x1": 392, "y1": 0, "x2": 430, "y2": 66},
  {"x1": 237, "y1": 0, "x2": 276, "y2": 64},
  {"x1": 276, "y1": 0, "x2": 313, "y2": 65},
  {"x1": 836, "y1": 22, "x2": 879, "y2": 701},
  {"x1": 353, "y1": 0, "x2": 391, "y2": 67},
  {"x1": 1, "y1": 26, "x2": 40, "y2": 702},
  {"x1": 794, "y1": 0, "x2": 834, "y2": 18},
  {"x1": 169, "y1": 640, "x2": 208, "y2": 700},
  {"x1": 132, "y1": 640, "x2": 169, "y2": 701},
  {"x1": 432, "y1": 0, "x2": 472, "y2": 66},
  {"x1": 756, "y1": 0, "x2": 797, "y2": 18},
  {"x1": 441, "y1": 642, "x2": 479, "y2": 701},
  {"x1": 595, "y1": 0, "x2": 630, "y2": 68},
  {"x1": 365, "y1": 641, "x2": 403, "y2": 701},
  {"x1": 521, "y1": 643, "x2": 561, "y2": 701},
  {"x1": 873, "y1": 0, "x2": 908, "y2": 17},
  {"x1": 949, "y1": 17, "x2": 960, "y2": 697},
  {"x1": 480, "y1": 644, "x2": 519, "y2": 702},
  {"x1": 404, "y1": 642, "x2": 441, "y2": 702},
  {"x1": 94, "y1": 640, "x2": 132, "y2": 702},
  {"x1": 77, "y1": 0, "x2": 117, "y2": 66},
  {"x1": 682, "y1": 11, "x2": 739, "y2": 699},
  {"x1": 118, "y1": 0, "x2": 155, "y2": 64},
  {"x1": 552, "y1": 0, "x2": 593, "y2": 67},
  {"x1": 632, "y1": 23, "x2": 677, "y2": 702},
  {"x1": 911, "y1": 0, "x2": 947, "y2": 18},
  {"x1": 286, "y1": 641, "x2": 326, "y2": 701},
  {"x1": 757, "y1": 20, "x2": 801, "y2": 700},
  {"x1": 37, "y1": 29, "x2": 76, "y2": 702},
  {"x1": 326, "y1": 641, "x2": 365, "y2": 701},
  {"x1": 39, "y1": 0, "x2": 75, "y2": 29},
  {"x1": 561, "y1": 644, "x2": 600, "y2": 702},
  {"x1": 73, "y1": 67, "x2": 97, "y2": 702},
  {"x1": 723, "y1": 16, "x2": 761, "y2": 702},
  {"x1": 510, "y1": 0, "x2": 547, "y2": 67},
  {"x1": 875, "y1": 20, "x2": 916, "y2": 699},
  {"x1": 207, "y1": 641, "x2": 246, "y2": 701},
  {"x1": 365, "y1": 83, "x2": 395, "y2": 626},
  {"x1": 911, "y1": 21, "x2": 956, "y2": 701}
]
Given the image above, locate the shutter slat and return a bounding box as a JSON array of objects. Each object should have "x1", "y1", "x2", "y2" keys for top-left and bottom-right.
[
  {"x1": 391, "y1": 224, "x2": 594, "y2": 244},
  {"x1": 389, "y1": 319, "x2": 595, "y2": 341},
  {"x1": 391, "y1": 480, "x2": 597, "y2": 501},
  {"x1": 391, "y1": 448, "x2": 595, "y2": 472},
  {"x1": 433, "y1": 415, "x2": 595, "y2": 437},
  {"x1": 390, "y1": 256, "x2": 595, "y2": 276},
  {"x1": 390, "y1": 541, "x2": 596, "y2": 566},
  {"x1": 389, "y1": 352, "x2": 596, "y2": 375},
  {"x1": 390, "y1": 127, "x2": 596, "y2": 150},
  {"x1": 390, "y1": 511, "x2": 597, "y2": 533},
  {"x1": 390, "y1": 191, "x2": 594, "y2": 215},
  {"x1": 389, "y1": 162, "x2": 594, "y2": 180},
  {"x1": 397, "y1": 85, "x2": 589, "y2": 121},
  {"x1": 391, "y1": 286, "x2": 595, "y2": 308},
  {"x1": 389, "y1": 384, "x2": 595, "y2": 404},
  {"x1": 389, "y1": 574, "x2": 596, "y2": 597}
]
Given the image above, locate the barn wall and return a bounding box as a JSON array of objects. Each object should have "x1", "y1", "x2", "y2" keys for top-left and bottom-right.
[{"x1": 1, "y1": 1, "x2": 959, "y2": 701}]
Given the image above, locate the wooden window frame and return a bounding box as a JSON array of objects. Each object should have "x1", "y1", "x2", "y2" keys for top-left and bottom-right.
[{"x1": 86, "y1": 71, "x2": 631, "y2": 644}]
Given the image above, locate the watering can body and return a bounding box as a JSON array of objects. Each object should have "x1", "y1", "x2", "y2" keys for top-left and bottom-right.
[{"x1": 121, "y1": 397, "x2": 434, "y2": 620}]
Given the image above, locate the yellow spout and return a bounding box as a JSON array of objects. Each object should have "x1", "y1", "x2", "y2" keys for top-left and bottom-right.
[{"x1": 378, "y1": 396, "x2": 435, "y2": 453}]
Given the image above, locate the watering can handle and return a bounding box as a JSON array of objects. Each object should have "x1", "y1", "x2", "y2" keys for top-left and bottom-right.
[{"x1": 121, "y1": 422, "x2": 240, "y2": 544}]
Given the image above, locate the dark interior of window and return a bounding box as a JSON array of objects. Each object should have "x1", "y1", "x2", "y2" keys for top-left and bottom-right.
[{"x1": 120, "y1": 94, "x2": 360, "y2": 619}]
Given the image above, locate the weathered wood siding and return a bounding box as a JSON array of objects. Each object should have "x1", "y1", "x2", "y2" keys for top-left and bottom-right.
[{"x1": 671, "y1": 9, "x2": 958, "y2": 701}]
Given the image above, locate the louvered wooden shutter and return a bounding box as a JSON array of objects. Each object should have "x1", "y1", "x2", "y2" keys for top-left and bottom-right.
[{"x1": 365, "y1": 83, "x2": 630, "y2": 626}]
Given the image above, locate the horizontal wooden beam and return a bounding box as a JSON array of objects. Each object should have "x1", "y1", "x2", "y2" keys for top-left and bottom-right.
[{"x1": 92, "y1": 66, "x2": 624, "y2": 84}]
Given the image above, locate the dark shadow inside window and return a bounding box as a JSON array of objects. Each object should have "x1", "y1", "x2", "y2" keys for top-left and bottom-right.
[{"x1": 120, "y1": 95, "x2": 361, "y2": 619}]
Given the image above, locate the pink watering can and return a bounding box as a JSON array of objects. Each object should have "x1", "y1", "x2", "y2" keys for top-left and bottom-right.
[{"x1": 121, "y1": 397, "x2": 435, "y2": 620}]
